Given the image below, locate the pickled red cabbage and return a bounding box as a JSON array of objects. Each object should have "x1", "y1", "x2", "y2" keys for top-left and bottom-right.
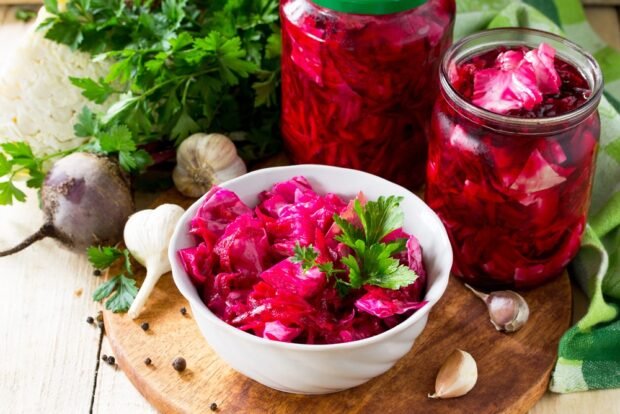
[
  {"x1": 426, "y1": 44, "x2": 599, "y2": 288},
  {"x1": 453, "y1": 44, "x2": 590, "y2": 118},
  {"x1": 178, "y1": 177, "x2": 427, "y2": 344},
  {"x1": 280, "y1": 0, "x2": 455, "y2": 189}
]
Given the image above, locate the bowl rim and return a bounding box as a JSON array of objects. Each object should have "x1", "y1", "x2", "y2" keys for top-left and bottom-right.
[{"x1": 168, "y1": 164, "x2": 452, "y2": 351}]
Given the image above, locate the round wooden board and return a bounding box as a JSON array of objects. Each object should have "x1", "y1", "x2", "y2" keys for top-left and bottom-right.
[{"x1": 103, "y1": 190, "x2": 572, "y2": 414}]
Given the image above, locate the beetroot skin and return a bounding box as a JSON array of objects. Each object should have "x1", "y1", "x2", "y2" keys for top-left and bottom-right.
[
  {"x1": 0, "y1": 153, "x2": 134, "y2": 257},
  {"x1": 178, "y1": 177, "x2": 428, "y2": 344}
]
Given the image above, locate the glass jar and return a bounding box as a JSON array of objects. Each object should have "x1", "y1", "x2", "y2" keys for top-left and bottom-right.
[
  {"x1": 425, "y1": 29, "x2": 603, "y2": 289},
  {"x1": 280, "y1": 0, "x2": 455, "y2": 189}
]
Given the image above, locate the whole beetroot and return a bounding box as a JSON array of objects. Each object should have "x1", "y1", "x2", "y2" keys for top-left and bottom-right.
[{"x1": 0, "y1": 152, "x2": 134, "y2": 256}]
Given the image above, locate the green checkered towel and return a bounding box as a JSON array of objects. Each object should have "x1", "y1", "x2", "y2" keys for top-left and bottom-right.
[{"x1": 453, "y1": 0, "x2": 620, "y2": 393}]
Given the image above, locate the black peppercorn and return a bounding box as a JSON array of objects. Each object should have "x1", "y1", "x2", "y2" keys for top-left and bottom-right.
[
  {"x1": 86, "y1": 316, "x2": 94, "y2": 324},
  {"x1": 210, "y1": 402, "x2": 218, "y2": 411},
  {"x1": 180, "y1": 307, "x2": 187, "y2": 316},
  {"x1": 140, "y1": 322, "x2": 149, "y2": 331},
  {"x1": 172, "y1": 357, "x2": 186, "y2": 372},
  {"x1": 144, "y1": 358, "x2": 152, "y2": 366},
  {"x1": 107, "y1": 356, "x2": 115, "y2": 365},
  {"x1": 102, "y1": 354, "x2": 108, "y2": 362},
  {"x1": 93, "y1": 269, "x2": 102, "y2": 276}
]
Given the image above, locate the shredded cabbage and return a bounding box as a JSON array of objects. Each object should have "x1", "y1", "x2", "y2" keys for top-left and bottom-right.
[{"x1": 179, "y1": 177, "x2": 427, "y2": 343}]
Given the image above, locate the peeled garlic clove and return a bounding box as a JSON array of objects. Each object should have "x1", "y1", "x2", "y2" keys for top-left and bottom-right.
[
  {"x1": 465, "y1": 284, "x2": 530, "y2": 333},
  {"x1": 428, "y1": 349, "x2": 478, "y2": 399},
  {"x1": 173, "y1": 133, "x2": 247, "y2": 198}
]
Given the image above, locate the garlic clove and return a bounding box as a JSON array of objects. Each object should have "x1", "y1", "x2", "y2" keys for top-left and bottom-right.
[
  {"x1": 125, "y1": 203, "x2": 186, "y2": 319},
  {"x1": 428, "y1": 349, "x2": 478, "y2": 399},
  {"x1": 173, "y1": 133, "x2": 247, "y2": 198},
  {"x1": 465, "y1": 284, "x2": 530, "y2": 333}
]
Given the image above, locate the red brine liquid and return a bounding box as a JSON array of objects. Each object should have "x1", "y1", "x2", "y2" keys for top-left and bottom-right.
[
  {"x1": 425, "y1": 41, "x2": 600, "y2": 288},
  {"x1": 280, "y1": 0, "x2": 455, "y2": 189}
]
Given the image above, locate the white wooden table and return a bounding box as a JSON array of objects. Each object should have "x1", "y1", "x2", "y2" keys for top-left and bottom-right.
[{"x1": 1, "y1": 3, "x2": 620, "y2": 413}]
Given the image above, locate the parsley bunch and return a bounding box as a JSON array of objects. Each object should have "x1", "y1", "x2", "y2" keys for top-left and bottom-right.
[
  {"x1": 293, "y1": 196, "x2": 418, "y2": 296},
  {"x1": 89, "y1": 246, "x2": 139, "y2": 313},
  {"x1": 0, "y1": 0, "x2": 281, "y2": 205},
  {"x1": 44, "y1": 0, "x2": 279, "y2": 151}
]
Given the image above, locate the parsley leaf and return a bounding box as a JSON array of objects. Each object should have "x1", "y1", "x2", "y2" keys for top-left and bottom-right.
[
  {"x1": 87, "y1": 246, "x2": 123, "y2": 269},
  {"x1": 354, "y1": 196, "x2": 404, "y2": 245},
  {"x1": 104, "y1": 275, "x2": 138, "y2": 313},
  {"x1": 90, "y1": 246, "x2": 137, "y2": 312},
  {"x1": 291, "y1": 243, "x2": 347, "y2": 294},
  {"x1": 69, "y1": 77, "x2": 115, "y2": 104},
  {"x1": 0, "y1": 182, "x2": 26, "y2": 205},
  {"x1": 99, "y1": 125, "x2": 135, "y2": 153},
  {"x1": 0, "y1": 142, "x2": 50, "y2": 205},
  {"x1": 74, "y1": 107, "x2": 100, "y2": 138},
  {"x1": 0, "y1": 153, "x2": 11, "y2": 176},
  {"x1": 41, "y1": 0, "x2": 282, "y2": 164},
  {"x1": 93, "y1": 276, "x2": 119, "y2": 301},
  {"x1": 93, "y1": 274, "x2": 138, "y2": 313},
  {"x1": 334, "y1": 196, "x2": 418, "y2": 291},
  {"x1": 292, "y1": 243, "x2": 319, "y2": 272}
]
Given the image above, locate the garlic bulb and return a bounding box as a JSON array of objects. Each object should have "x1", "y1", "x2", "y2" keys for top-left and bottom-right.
[
  {"x1": 125, "y1": 204, "x2": 185, "y2": 319},
  {"x1": 428, "y1": 349, "x2": 478, "y2": 399},
  {"x1": 465, "y1": 284, "x2": 530, "y2": 333},
  {"x1": 173, "y1": 133, "x2": 247, "y2": 197}
]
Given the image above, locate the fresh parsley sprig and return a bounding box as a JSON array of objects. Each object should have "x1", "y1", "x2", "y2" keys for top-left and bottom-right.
[
  {"x1": 40, "y1": 0, "x2": 282, "y2": 161},
  {"x1": 293, "y1": 196, "x2": 418, "y2": 296},
  {"x1": 0, "y1": 107, "x2": 154, "y2": 206},
  {"x1": 292, "y1": 243, "x2": 350, "y2": 295},
  {"x1": 335, "y1": 196, "x2": 418, "y2": 291},
  {"x1": 0, "y1": 142, "x2": 75, "y2": 205},
  {"x1": 88, "y1": 245, "x2": 138, "y2": 313}
]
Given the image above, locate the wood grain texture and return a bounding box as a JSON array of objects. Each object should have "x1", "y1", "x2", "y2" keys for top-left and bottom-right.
[
  {"x1": 0, "y1": 3, "x2": 619, "y2": 414},
  {"x1": 93, "y1": 336, "x2": 157, "y2": 413},
  {"x1": 101, "y1": 190, "x2": 572, "y2": 414},
  {"x1": 585, "y1": 7, "x2": 620, "y2": 49},
  {"x1": 0, "y1": 185, "x2": 101, "y2": 413}
]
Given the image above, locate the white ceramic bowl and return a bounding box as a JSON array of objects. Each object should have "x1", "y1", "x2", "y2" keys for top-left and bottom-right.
[{"x1": 169, "y1": 165, "x2": 452, "y2": 394}]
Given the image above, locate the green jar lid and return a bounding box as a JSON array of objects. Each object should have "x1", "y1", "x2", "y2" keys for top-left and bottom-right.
[{"x1": 311, "y1": 0, "x2": 428, "y2": 15}]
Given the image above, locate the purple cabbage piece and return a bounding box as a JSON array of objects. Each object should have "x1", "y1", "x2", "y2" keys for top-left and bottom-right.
[
  {"x1": 265, "y1": 213, "x2": 317, "y2": 257},
  {"x1": 191, "y1": 187, "x2": 252, "y2": 239},
  {"x1": 355, "y1": 286, "x2": 426, "y2": 318},
  {"x1": 214, "y1": 214, "x2": 271, "y2": 276},
  {"x1": 178, "y1": 242, "x2": 216, "y2": 288},
  {"x1": 263, "y1": 321, "x2": 302, "y2": 342},
  {"x1": 260, "y1": 258, "x2": 326, "y2": 298}
]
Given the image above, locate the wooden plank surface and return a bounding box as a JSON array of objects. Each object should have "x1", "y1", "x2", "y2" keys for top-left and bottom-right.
[
  {"x1": 0, "y1": 186, "x2": 101, "y2": 413},
  {"x1": 100, "y1": 184, "x2": 572, "y2": 414},
  {"x1": 0, "y1": 3, "x2": 619, "y2": 414}
]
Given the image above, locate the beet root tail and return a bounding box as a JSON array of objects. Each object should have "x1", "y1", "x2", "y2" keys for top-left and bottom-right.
[{"x1": 0, "y1": 222, "x2": 56, "y2": 257}]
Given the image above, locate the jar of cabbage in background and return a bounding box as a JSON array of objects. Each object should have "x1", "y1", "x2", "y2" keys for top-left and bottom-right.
[
  {"x1": 280, "y1": 0, "x2": 456, "y2": 189},
  {"x1": 425, "y1": 29, "x2": 603, "y2": 289}
]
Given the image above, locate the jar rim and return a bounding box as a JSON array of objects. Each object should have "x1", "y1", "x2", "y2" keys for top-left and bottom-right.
[
  {"x1": 439, "y1": 28, "x2": 604, "y2": 132},
  {"x1": 310, "y1": 0, "x2": 428, "y2": 15}
]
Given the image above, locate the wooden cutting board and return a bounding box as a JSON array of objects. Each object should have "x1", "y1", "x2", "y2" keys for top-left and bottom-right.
[{"x1": 102, "y1": 189, "x2": 571, "y2": 414}]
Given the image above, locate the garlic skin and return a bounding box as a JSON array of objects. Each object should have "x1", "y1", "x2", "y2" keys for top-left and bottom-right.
[
  {"x1": 429, "y1": 349, "x2": 478, "y2": 399},
  {"x1": 125, "y1": 204, "x2": 185, "y2": 319},
  {"x1": 465, "y1": 284, "x2": 530, "y2": 333},
  {"x1": 173, "y1": 133, "x2": 247, "y2": 198}
]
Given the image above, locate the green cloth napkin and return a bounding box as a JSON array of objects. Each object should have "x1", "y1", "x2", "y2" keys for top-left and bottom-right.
[{"x1": 453, "y1": 0, "x2": 620, "y2": 393}]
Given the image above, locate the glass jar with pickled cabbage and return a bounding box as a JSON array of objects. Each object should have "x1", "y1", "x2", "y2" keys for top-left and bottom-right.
[
  {"x1": 280, "y1": 0, "x2": 456, "y2": 189},
  {"x1": 425, "y1": 29, "x2": 603, "y2": 289}
]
